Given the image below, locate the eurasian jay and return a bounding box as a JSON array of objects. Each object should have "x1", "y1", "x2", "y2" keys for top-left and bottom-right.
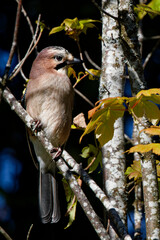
[{"x1": 25, "y1": 46, "x2": 79, "y2": 223}]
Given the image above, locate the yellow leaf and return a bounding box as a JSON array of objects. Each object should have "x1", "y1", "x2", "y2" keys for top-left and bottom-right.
[
  {"x1": 128, "y1": 143, "x2": 160, "y2": 155},
  {"x1": 80, "y1": 100, "x2": 125, "y2": 146},
  {"x1": 141, "y1": 126, "x2": 160, "y2": 135},
  {"x1": 136, "y1": 88, "x2": 160, "y2": 98},
  {"x1": 125, "y1": 160, "x2": 141, "y2": 180},
  {"x1": 87, "y1": 69, "x2": 101, "y2": 80}
]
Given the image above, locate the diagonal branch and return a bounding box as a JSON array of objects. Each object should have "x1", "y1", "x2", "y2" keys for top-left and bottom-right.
[
  {"x1": 0, "y1": 84, "x2": 132, "y2": 240},
  {"x1": 62, "y1": 150, "x2": 132, "y2": 240},
  {"x1": 1, "y1": 85, "x2": 109, "y2": 240}
]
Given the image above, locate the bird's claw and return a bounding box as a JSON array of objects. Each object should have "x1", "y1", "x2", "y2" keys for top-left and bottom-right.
[
  {"x1": 31, "y1": 119, "x2": 42, "y2": 134},
  {"x1": 50, "y1": 147, "x2": 62, "y2": 161}
]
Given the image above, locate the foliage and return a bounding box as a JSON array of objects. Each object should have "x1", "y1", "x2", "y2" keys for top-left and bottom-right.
[
  {"x1": 62, "y1": 178, "x2": 78, "y2": 228},
  {"x1": 125, "y1": 159, "x2": 160, "y2": 182},
  {"x1": 68, "y1": 67, "x2": 101, "y2": 87},
  {"x1": 81, "y1": 144, "x2": 102, "y2": 173},
  {"x1": 49, "y1": 17, "x2": 100, "y2": 41},
  {"x1": 134, "y1": 0, "x2": 160, "y2": 20},
  {"x1": 125, "y1": 160, "x2": 142, "y2": 181},
  {"x1": 79, "y1": 88, "x2": 160, "y2": 186},
  {"x1": 80, "y1": 88, "x2": 160, "y2": 146}
]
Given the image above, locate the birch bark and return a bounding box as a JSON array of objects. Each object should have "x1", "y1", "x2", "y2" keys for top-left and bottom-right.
[
  {"x1": 119, "y1": 0, "x2": 160, "y2": 238},
  {"x1": 100, "y1": 1, "x2": 126, "y2": 238}
]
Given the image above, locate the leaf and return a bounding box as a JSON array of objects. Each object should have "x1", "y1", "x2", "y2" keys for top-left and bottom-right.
[
  {"x1": 128, "y1": 89, "x2": 160, "y2": 124},
  {"x1": 80, "y1": 99, "x2": 125, "y2": 146},
  {"x1": 49, "y1": 26, "x2": 64, "y2": 35},
  {"x1": 135, "y1": 1, "x2": 160, "y2": 20},
  {"x1": 62, "y1": 178, "x2": 77, "y2": 228},
  {"x1": 88, "y1": 150, "x2": 102, "y2": 173},
  {"x1": 81, "y1": 144, "x2": 98, "y2": 158},
  {"x1": 49, "y1": 18, "x2": 100, "y2": 41},
  {"x1": 87, "y1": 69, "x2": 101, "y2": 80},
  {"x1": 136, "y1": 88, "x2": 160, "y2": 98},
  {"x1": 127, "y1": 143, "x2": 160, "y2": 155},
  {"x1": 65, "y1": 199, "x2": 77, "y2": 229},
  {"x1": 68, "y1": 67, "x2": 76, "y2": 78},
  {"x1": 125, "y1": 160, "x2": 142, "y2": 180},
  {"x1": 81, "y1": 144, "x2": 101, "y2": 173},
  {"x1": 141, "y1": 126, "x2": 160, "y2": 136}
]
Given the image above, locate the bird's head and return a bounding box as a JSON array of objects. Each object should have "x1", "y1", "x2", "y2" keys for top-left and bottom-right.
[{"x1": 29, "y1": 46, "x2": 81, "y2": 78}]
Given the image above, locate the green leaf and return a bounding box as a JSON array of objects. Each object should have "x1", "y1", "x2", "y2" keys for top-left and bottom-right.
[
  {"x1": 88, "y1": 150, "x2": 102, "y2": 173},
  {"x1": 49, "y1": 18, "x2": 100, "y2": 41},
  {"x1": 135, "y1": 1, "x2": 160, "y2": 20},
  {"x1": 81, "y1": 146, "x2": 91, "y2": 158},
  {"x1": 65, "y1": 199, "x2": 77, "y2": 229},
  {"x1": 62, "y1": 178, "x2": 77, "y2": 228},
  {"x1": 49, "y1": 26, "x2": 64, "y2": 35},
  {"x1": 62, "y1": 178, "x2": 73, "y2": 202},
  {"x1": 81, "y1": 144, "x2": 101, "y2": 173}
]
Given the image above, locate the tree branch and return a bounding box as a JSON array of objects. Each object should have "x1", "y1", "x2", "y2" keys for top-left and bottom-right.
[
  {"x1": 62, "y1": 150, "x2": 132, "y2": 240},
  {"x1": 0, "y1": 84, "x2": 110, "y2": 240}
]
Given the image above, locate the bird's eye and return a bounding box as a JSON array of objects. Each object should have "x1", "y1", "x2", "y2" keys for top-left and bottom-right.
[{"x1": 53, "y1": 55, "x2": 63, "y2": 62}]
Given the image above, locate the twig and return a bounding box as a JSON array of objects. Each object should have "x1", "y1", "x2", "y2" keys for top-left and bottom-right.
[
  {"x1": 90, "y1": 0, "x2": 118, "y2": 20},
  {"x1": 9, "y1": 14, "x2": 42, "y2": 81},
  {"x1": 84, "y1": 50, "x2": 101, "y2": 70},
  {"x1": 74, "y1": 88, "x2": 95, "y2": 107},
  {"x1": 143, "y1": 38, "x2": 160, "y2": 69},
  {"x1": 84, "y1": 156, "x2": 96, "y2": 170},
  {"x1": 15, "y1": 0, "x2": 38, "y2": 54},
  {"x1": 0, "y1": 226, "x2": 13, "y2": 240},
  {"x1": 77, "y1": 41, "x2": 99, "y2": 79},
  {"x1": 143, "y1": 35, "x2": 160, "y2": 41},
  {"x1": 2, "y1": 0, "x2": 22, "y2": 85},
  {"x1": 17, "y1": 48, "x2": 28, "y2": 81},
  {"x1": 26, "y1": 223, "x2": 34, "y2": 240}
]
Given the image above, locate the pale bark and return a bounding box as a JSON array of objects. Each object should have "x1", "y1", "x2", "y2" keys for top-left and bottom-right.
[
  {"x1": 119, "y1": 0, "x2": 160, "y2": 238},
  {"x1": 100, "y1": 1, "x2": 126, "y2": 238}
]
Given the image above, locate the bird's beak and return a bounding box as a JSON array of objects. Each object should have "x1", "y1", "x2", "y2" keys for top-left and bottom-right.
[
  {"x1": 66, "y1": 58, "x2": 83, "y2": 65},
  {"x1": 55, "y1": 58, "x2": 83, "y2": 70}
]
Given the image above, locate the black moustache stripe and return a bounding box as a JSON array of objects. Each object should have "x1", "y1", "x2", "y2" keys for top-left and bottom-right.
[{"x1": 55, "y1": 61, "x2": 67, "y2": 70}]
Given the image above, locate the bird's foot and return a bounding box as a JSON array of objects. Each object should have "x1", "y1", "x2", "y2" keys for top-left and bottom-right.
[
  {"x1": 31, "y1": 119, "x2": 42, "y2": 134},
  {"x1": 50, "y1": 147, "x2": 62, "y2": 161}
]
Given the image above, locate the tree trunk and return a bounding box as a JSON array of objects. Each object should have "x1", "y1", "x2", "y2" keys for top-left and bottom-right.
[
  {"x1": 119, "y1": 0, "x2": 160, "y2": 238},
  {"x1": 100, "y1": 1, "x2": 126, "y2": 238}
]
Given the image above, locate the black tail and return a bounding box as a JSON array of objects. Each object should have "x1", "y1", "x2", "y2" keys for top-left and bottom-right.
[{"x1": 39, "y1": 171, "x2": 61, "y2": 223}]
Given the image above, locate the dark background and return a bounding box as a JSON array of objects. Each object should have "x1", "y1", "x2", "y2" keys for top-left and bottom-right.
[{"x1": 0, "y1": 0, "x2": 160, "y2": 239}]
